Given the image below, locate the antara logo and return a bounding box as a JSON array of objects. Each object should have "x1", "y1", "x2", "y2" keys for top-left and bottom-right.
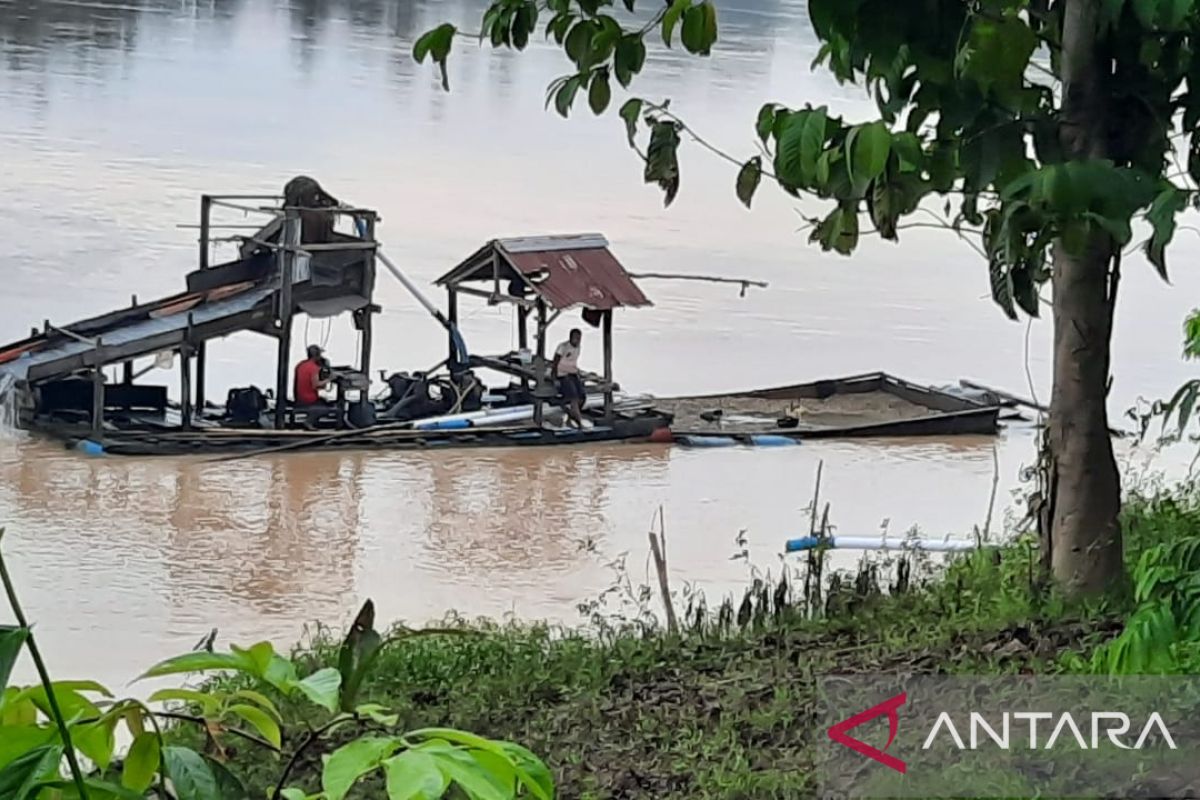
[
  {"x1": 828, "y1": 691, "x2": 1179, "y2": 775},
  {"x1": 827, "y1": 691, "x2": 908, "y2": 774}
]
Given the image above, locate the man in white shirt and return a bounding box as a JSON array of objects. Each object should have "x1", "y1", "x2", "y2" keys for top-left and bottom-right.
[{"x1": 550, "y1": 328, "x2": 585, "y2": 429}]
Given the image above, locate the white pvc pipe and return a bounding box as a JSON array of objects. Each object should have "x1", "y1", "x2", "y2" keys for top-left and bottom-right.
[{"x1": 784, "y1": 535, "x2": 984, "y2": 553}]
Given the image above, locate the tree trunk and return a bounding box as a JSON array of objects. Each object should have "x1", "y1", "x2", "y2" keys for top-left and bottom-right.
[{"x1": 1043, "y1": 0, "x2": 1124, "y2": 595}]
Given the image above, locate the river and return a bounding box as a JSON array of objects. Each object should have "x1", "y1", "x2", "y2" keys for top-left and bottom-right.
[{"x1": 0, "y1": 0, "x2": 1195, "y2": 689}]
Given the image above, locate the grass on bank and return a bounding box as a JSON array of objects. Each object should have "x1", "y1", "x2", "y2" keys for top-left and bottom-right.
[{"x1": 201, "y1": 485, "x2": 1200, "y2": 799}]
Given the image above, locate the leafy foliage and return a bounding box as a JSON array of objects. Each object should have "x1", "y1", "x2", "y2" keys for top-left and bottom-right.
[
  {"x1": 0, "y1": 538, "x2": 554, "y2": 800},
  {"x1": 414, "y1": 0, "x2": 1200, "y2": 320}
]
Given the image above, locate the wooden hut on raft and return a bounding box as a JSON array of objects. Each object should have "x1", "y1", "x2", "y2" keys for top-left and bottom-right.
[{"x1": 435, "y1": 234, "x2": 653, "y2": 425}]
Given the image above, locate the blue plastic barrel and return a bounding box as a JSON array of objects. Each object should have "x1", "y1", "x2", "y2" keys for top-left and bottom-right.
[
  {"x1": 678, "y1": 435, "x2": 736, "y2": 447},
  {"x1": 749, "y1": 435, "x2": 799, "y2": 447},
  {"x1": 75, "y1": 440, "x2": 105, "y2": 456}
]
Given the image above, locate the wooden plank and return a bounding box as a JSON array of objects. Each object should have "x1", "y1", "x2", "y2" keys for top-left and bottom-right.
[
  {"x1": 959, "y1": 379, "x2": 1049, "y2": 413},
  {"x1": 602, "y1": 309, "x2": 613, "y2": 420},
  {"x1": 274, "y1": 213, "x2": 298, "y2": 430}
]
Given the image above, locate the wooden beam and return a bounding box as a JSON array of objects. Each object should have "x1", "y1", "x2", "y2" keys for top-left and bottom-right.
[
  {"x1": 360, "y1": 215, "x2": 377, "y2": 382},
  {"x1": 195, "y1": 342, "x2": 207, "y2": 413},
  {"x1": 274, "y1": 212, "x2": 299, "y2": 430},
  {"x1": 91, "y1": 338, "x2": 105, "y2": 436},
  {"x1": 199, "y1": 194, "x2": 212, "y2": 270},
  {"x1": 180, "y1": 345, "x2": 193, "y2": 431},
  {"x1": 602, "y1": 310, "x2": 613, "y2": 420},
  {"x1": 453, "y1": 284, "x2": 537, "y2": 308},
  {"x1": 447, "y1": 287, "x2": 458, "y2": 366},
  {"x1": 534, "y1": 300, "x2": 547, "y2": 427}
]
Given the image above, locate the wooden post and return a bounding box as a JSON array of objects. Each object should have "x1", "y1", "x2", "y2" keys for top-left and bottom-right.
[
  {"x1": 91, "y1": 338, "x2": 105, "y2": 436},
  {"x1": 199, "y1": 195, "x2": 212, "y2": 270},
  {"x1": 491, "y1": 250, "x2": 501, "y2": 299},
  {"x1": 447, "y1": 287, "x2": 459, "y2": 366},
  {"x1": 534, "y1": 300, "x2": 547, "y2": 427},
  {"x1": 274, "y1": 212, "x2": 299, "y2": 430},
  {"x1": 180, "y1": 346, "x2": 192, "y2": 431},
  {"x1": 517, "y1": 307, "x2": 529, "y2": 392},
  {"x1": 360, "y1": 215, "x2": 377, "y2": 381},
  {"x1": 195, "y1": 342, "x2": 207, "y2": 415},
  {"x1": 602, "y1": 309, "x2": 614, "y2": 420},
  {"x1": 122, "y1": 360, "x2": 133, "y2": 385}
]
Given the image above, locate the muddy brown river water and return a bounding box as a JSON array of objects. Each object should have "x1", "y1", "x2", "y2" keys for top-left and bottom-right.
[{"x1": 0, "y1": 0, "x2": 1195, "y2": 689}]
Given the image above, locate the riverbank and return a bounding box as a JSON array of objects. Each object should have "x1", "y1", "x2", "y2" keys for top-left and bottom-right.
[{"x1": 203, "y1": 483, "x2": 1199, "y2": 799}]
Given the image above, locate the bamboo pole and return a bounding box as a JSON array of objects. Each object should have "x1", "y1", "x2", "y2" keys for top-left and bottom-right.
[{"x1": 648, "y1": 507, "x2": 679, "y2": 635}]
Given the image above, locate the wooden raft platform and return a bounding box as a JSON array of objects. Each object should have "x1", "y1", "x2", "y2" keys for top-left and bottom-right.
[{"x1": 42, "y1": 413, "x2": 672, "y2": 457}]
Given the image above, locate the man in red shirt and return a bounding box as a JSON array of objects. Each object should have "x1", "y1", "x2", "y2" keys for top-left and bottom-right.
[{"x1": 293, "y1": 344, "x2": 330, "y2": 428}]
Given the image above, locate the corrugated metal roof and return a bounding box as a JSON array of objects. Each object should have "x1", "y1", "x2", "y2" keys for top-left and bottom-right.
[
  {"x1": 503, "y1": 246, "x2": 651, "y2": 311},
  {"x1": 436, "y1": 234, "x2": 652, "y2": 311}
]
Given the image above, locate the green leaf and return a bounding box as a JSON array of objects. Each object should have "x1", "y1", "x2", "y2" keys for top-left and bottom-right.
[
  {"x1": 409, "y1": 729, "x2": 551, "y2": 800},
  {"x1": 546, "y1": 11, "x2": 574, "y2": 44},
  {"x1": 121, "y1": 732, "x2": 160, "y2": 793},
  {"x1": 589, "y1": 69, "x2": 612, "y2": 114},
  {"x1": 422, "y1": 746, "x2": 509, "y2": 800},
  {"x1": 614, "y1": 35, "x2": 646, "y2": 88},
  {"x1": 74, "y1": 715, "x2": 119, "y2": 771},
  {"x1": 413, "y1": 23, "x2": 457, "y2": 90},
  {"x1": 619, "y1": 98, "x2": 642, "y2": 146},
  {"x1": 1188, "y1": 134, "x2": 1200, "y2": 187},
  {"x1": 227, "y1": 704, "x2": 282, "y2": 749},
  {"x1": 0, "y1": 726, "x2": 53, "y2": 772},
  {"x1": 0, "y1": 745, "x2": 64, "y2": 800},
  {"x1": 20, "y1": 684, "x2": 100, "y2": 725},
  {"x1": 498, "y1": 742, "x2": 554, "y2": 800},
  {"x1": 846, "y1": 122, "x2": 890, "y2": 192},
  {"x1": 680, "y1": 2, "x2": 717, "y2": 55},
  {"x1": 959, "y1": 15, "x2": 1037, "y2": 96},
  {"x1": 644, "y1": 120, "x2": 682, "y2": 205},
  {"x1": 323, "y1": 737, "x2": 401, "y2": 800},
  {"x1": 147, "y1": 688, "x2": 220, "y2": 715},
  {"x1": 279, "y1": 790, "x2": 307, "y2": 800},
  {"x1": 356, "y1": 703, "x2": 400, "y2": 727},
  {"x1": 230, "y1": 642, "x2": 275, "y2": 676},
  {"x1": 39, "y1": 777, "x2": 148, "y2": 800},
  {"x1": 206, "y1": 756, "x2": 248, "y2": 800},
  {"x1": 293, "y1": 667, "x2": 342, "y2": 713},
  {"x1": 564, "y1": 20, "x2": 594, "y2": 65},
  {"x1": 231, "y1": 689, "x2": 280, "y2": 721},
  {"x1": 262, "y1": 655, "x2": 299, "y2": 693},
  {"x1": 136, "y1": 651, "x2": 251, "y2": 682},
  {"x1": 867, "y1": 178, "x2": 901, "y2": 240},
  {"x1": 383, "y1": 750, "x2": 449, "y2": 800},
  {"x1": 736, "y1": 157, "x2": 762, "y2": 209},
  {"x1": 662, "y1": 0, "x2": 689, "y2": 47},
  {"x1": 774, "y1": 107, "x2": 828, "y2": 189},
  {"x1": 163, "y1": 746, "x2": 220, "y2": 800},
  {"x1": 0, "y1": 626, "x2": 28, "y2": 693},
  {"x1": 1145, "y1": 186, "x2": 1187, "y2": 280},
  {"x1": 554, "y1": 75, "x2": 584, "y2": 118},
  {"x1": 989, "y1": 257, "x2": 1017, "y2": 320},
  {"x1": 755, "y1": 104, "x2": 777, "y2": 145},
  {"x1": 810, "y1": 203, "x2": 859, "y2": 255}
]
